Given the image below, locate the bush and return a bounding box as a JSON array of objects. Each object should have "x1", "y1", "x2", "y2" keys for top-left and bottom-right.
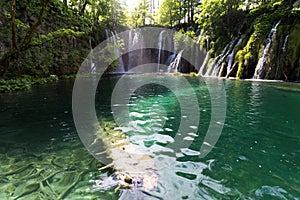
[{"x1": 0, "y1": 75, "x2": 59, "y2": 92}]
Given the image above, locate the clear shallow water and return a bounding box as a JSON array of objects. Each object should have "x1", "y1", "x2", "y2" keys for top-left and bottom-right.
[{"x1": 0, "y1": 76, "x2": 300, "y2": 199}]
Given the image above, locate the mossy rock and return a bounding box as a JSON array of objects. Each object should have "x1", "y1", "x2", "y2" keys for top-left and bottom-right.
[{"x1": 286, "y1": 23, "x2": 300, "y2": 69}]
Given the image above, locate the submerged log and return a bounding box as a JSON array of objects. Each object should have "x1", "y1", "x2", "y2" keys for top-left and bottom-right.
[{"x1": 96, "y1": 120, "x2": 158, "y2": 192}]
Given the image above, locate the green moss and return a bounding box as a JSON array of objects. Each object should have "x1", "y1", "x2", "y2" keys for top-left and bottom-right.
[
  {"x1": 244, "y1": 52, "x2": 253, "y2": 60},
  {"x1": 173, "y1": 72, "x2": 182, "y2": 76},
  {"x1": 286, "y1": 23, "x2": 300, "y2": 68},
  {"x1": 234, "y1": 15, "x2": 272, "y2": 79},
  {"x1": 235, "y1": 50, "x2": 246, "y2": 79},
  {"x1": 189, "y1": 72, "x2": 198, "y2": 77},
  {"x1": 60, "y1": 74, "x2": 77, "y2": 79},
  {"x1": 199, "y1": 36, "x2": 206, "y2": 48}
]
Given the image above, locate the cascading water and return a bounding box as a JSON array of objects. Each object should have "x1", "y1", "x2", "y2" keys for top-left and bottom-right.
[
  {"x1": 275, "y1": 34, "x2": 289, "y2": 79},
  {"x1": 198, "y1": 33, "x2": 210, "y2": 75},
  {"x1": 206, "y1": 36, "x2": 210, "y2": 51},
  {"x1": 106, "y1": 30, "x2": 125, "y2": 73},
  {"x1": 103, "y1": 29, "x2": 207, "y2": 74},
  {"x1": 168, "y1": 50, "x2": 184, "y2": 72},
  {"x1": 198, "y1": 34, "x2": 246, "y2": 77},
  {"x1": 210, "y1": 42, "x2": 233, "y2": 76},
  {"x1": 226, "y1": 36, "x2": 244, "y2": 77},
  {"x1": 204, "y1": 55, "x2": 221, "y2": 76},
  {"x1": 127, "y1": 29, "x2": 144, "y2": 71},
  {"x1": 282, "y1": 34, "x2": 289, "y2": 53},
  {"x1": 198, "y1": 53, "x2": 210, "y2": 75},
  {"x1": 253, "y1": 21, "x2": 281, "y2": 79},
  {"x1": 157, "y1": 30, "x2": 173, "y2": 72},
  {"x1": 193, "y1": 31, "x2": 206, "y2": 72},
  {"x1": 166, "y1": 54, "x2": 176, "y2": 66},
  {"x1": 89, "y1": 37, "x2": 96, "y2": 73}
]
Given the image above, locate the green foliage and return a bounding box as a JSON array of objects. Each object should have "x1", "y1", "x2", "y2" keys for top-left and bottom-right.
[
  {"x1": 235, "y1": 49, "x2": 246, "y2": 79},
  {"x1": 174, "y1": 29, "x2": 196, "y2": 51},
  {"x1": 0, "y1": 75, "x2": 59, "y2": 92},
  {"x1": 156, "y1": 0, "x2": 183, "y2": 26},
  {"x1": 234, "y1": 11, "x2": 278, "y2": 79},
  {"x1": 127, "y1": 0, "x2": 152, "y2": 28},
  {"x1": 0, "y1": 0, "x2": 128, "y2": 81},
  {"x1": 173, "y1": 72, "x2": 182, "y2": 76},
  {"x1": 155, "y1": 0, "x2": 200, "y2": 26},
  {"x1": 0, "y1": 77, "x2": 32, "y2": 92},
  {"x1": 196, "y1": 0, "x2": 246, "y2": 58},
  {"x1": 60, "y1": 74, "x2": 77, "y2": 79}
]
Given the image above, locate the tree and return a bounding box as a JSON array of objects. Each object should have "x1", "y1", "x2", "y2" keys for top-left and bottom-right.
[
  {"x1": 197, "y1": 0, "x2": 245, "y2": 39},
  {"x1": 156, "y1": 0, "x2": 200, "y2": 26},
  {"x1": 182, "y1": 0, "x2": 200, "y2": 24},
  {"x1": 0, "y1": 0, "x2": 128, "y2": 77},
  {"x1": 128, "y1": 0, "x2": 152, "y2": 27},
  {"x1": 0, "y1": 0, "x2": 50, "y2": 76},
  {"x1": 156, "y1": 0, "x2": 183, "y2": 26}
]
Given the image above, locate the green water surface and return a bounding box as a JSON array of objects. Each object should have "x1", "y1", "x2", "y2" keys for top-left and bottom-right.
[{"x1": 0, "y1": 75, "x2": 299, "y2": 199}]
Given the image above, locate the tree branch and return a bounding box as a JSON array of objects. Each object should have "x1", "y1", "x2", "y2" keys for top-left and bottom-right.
[
  {"x1": 21, "y1": 0, "x2": 50, "y2": 50},
  {"x1": 0, "y1": 0, "x2": 50, "y2": 76},
  {"x1": 11, "y1": 0, "x2": 17, "y2": 49}
]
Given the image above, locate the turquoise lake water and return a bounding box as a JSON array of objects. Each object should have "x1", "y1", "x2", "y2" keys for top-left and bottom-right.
[{"x1": 0, "y1": 75, "x2": 299, "y2": 199}]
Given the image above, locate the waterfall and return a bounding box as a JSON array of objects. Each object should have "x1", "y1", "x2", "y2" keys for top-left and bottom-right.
[
  {"x1": 102, "y1": 28, "x2": 207, "y2": 74},
  {"x1": 198, "y1": 34, "x2": 243, "y2": 77},
  {"x1": 253, "y1": 21, "x2": 281, "y2": 79},
  {"x1": 105, "y1": 30, "x2": 125, "y2": 73},
  {"x1": 282, "y1": 34, "x2": 289, "y2": 53},
  {"x1": 89, "y1": 37, "x2": 96, "y2": 73},
  {"x1": 206, "y1": 36, "x2": 210, "y2": 51},
  {"x1": 197, "y1": 30, "x2": 204, "y2": 43},
  {"x1": 166, "y1": 54, "x2": 176, "y2": 66},
  {"x1": 168, "y1": 50, "x2": 184, "y2": 72},
  {"x1": 157, "y1": 30, "x2": 173, "y2": 72},
  {"x1": 211, "y1": 42, "x2": 233, "y2": 76},
  {"x1": 275, "y1": 34, "x2": 289, "y2": 79},
  {"x1": 128, "y1": 29, "x2": 134, "y2": 69},
  {"x1": 199, "y1": 37, "x2": 238, "y2": 77},
  {"x1": 198, "y1": 53, "x2": 210, "y2": 75},
  {"x1": 197, "y1": 32, "x2": 210, "y2": 75},
  {"x1": 193, "y1": 31, "x2": 206, "y2": 72},
  {"x1": 127, "y1": 29, "x2": 144, "y2": 71},
  {"x1": 205, "y1": 55, "x2": 221, "y2": 76},
  {"x1": 226, "y1": 36, "x2": 244, "y2": 77}
]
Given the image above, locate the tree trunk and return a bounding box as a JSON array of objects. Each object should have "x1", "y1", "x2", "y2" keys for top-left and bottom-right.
[
  {"x1": 190, "y1": 0, "x2": 194, "y2": 24},
  {"x1": 21, "y1": 0, "x2": 49, "y2": 49},
  {"x1": 80, "y1": 0, "x2": 88, "y2": 16},
  {"x1": 169, "y1": 2, "x2": 173, "y2": 27},
  {"x1": 188, "y1": 0, "x2": 191, "y2": 23},
  {"x1": 0, "y1": 0, "x2": 50, "y2": 77},
  {"x1": 179, "y1": 0, "x2": 182, "y2": 24},
  {"x1": 11, "y1": 0, "x2": 17, "y2": 49},
  {"x1": 0, "y1": 48, "x2": 18, "y2": 76}
]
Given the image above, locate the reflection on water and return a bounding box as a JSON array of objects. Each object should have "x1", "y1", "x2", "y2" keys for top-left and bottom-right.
[{"x1": 0, "y1": 77, "x2": 300, "y2": 199}]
